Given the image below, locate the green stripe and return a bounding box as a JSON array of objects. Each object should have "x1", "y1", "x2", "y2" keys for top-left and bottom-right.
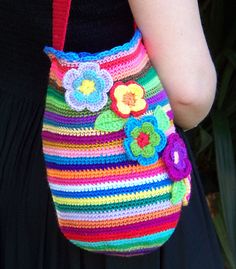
[
  {"x1": 137, "y1": 66, "x2": 156, "y2": 83},
  {"x1": 137, "y1": 67, "x2": 163, "y2": 91},
  {"x1": 70, "y1": 229, "x2": 174, "y2": 252},
  {"x1": 54, "y1": 192, "x2": 171, "y2": 212}
]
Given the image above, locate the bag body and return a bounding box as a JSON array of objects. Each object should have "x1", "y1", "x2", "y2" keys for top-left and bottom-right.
[{"x1": 42, "y1": 0, "x2": 192, "y2": 257}]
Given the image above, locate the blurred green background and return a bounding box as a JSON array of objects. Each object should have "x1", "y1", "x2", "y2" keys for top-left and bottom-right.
[{"x1": 187, "y1": 1, "x2": 236, "y2": 268}]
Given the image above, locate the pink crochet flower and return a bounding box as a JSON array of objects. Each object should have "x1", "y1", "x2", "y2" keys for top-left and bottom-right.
[{"x1": 162, "y1": 133, "x2": 192, "y2": 181}]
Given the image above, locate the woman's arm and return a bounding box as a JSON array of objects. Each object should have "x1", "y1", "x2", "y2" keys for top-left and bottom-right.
[{"x1": 128, "y1": 0, "x2": 217, "y2": 130}]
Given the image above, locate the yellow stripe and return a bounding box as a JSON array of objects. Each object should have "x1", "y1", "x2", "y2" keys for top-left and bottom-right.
[
  {"x1": 52, "y1": 185, "x2": 171, "y2": 206},
  {"x1": 43, "y1": 124, "x2": 109, "y2": 136},
  {"x1": 43, "y1": 139, "x2": 122, "y2": 149}
]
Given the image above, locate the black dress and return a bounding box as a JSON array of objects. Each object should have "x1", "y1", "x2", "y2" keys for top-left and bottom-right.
[{"x1": 0, "y1": 0, "x2": 224, "y2": 268}]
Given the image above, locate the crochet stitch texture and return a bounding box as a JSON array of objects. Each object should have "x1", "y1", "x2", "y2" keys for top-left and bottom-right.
[{"x1": 42, "y1": 27, "x2": 192, "y2": 257}]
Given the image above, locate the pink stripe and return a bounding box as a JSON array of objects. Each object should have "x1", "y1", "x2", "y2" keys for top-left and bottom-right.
[
  {"x1": 107, "y1": 49, "x2": 148, "y2": 80},
  {"x1": 44, "y1": 146, "x2": 125, "y2": 157}
]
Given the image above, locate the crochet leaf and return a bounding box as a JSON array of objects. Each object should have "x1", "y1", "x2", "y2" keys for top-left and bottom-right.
[
  {"x1": 154, "y1": 105, "x2": 170, "y2": 132},
  {"x1": 171, "y1": 180, "x2": 187, "y2": 205},
  {"x1": 94, "y1": 110, "x2": 127, "y2": 132}
]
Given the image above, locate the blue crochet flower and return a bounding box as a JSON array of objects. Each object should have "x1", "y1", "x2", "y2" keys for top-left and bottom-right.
[
  {"x1": 62, "y1": 62, "x2": 113, "y2": 112},
  {"x1": 123, "y1": 115, "x2": 167, "y2": 166}
]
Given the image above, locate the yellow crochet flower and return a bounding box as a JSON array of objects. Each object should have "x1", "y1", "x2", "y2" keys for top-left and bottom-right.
[{"x1": 110, "y1": 81, "x2": 148, "y2": 118}]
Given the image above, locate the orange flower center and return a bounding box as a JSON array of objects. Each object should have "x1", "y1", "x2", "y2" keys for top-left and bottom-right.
[
  {"x1": 122, "y1": 92, "x2": 136, "y2": 106},
  {"x1": 137, "y1": 132, "x2": 150, "y2": 148}
]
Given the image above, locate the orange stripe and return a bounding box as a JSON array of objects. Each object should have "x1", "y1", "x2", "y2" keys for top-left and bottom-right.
[
  {"x1": 47, "y1": 158, "x2": 166, "y2": 179},
  {"x1": 43, "y1": 139, "x2": 123, "y2": 149},
  {"x1": 58, "y1": 204, "x2": 181, "y2": 229}
]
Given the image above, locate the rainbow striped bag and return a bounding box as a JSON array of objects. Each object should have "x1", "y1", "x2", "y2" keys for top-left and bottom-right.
[{"x1": 42, "y1": 0, "x2": 192, "y2": 257}]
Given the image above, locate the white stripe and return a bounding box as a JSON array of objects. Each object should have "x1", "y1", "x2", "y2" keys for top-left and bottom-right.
[
  {"x1": 56, "y1": 200, "x2": 176, "y2": 221},
  {"x1": 49, "y1": 172, "x2": 169, "y2": 192}
]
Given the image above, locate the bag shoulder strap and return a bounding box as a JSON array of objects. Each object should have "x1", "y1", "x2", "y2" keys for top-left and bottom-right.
[{"x1": 53, "y1": 0, "x2": 72, "y2": 51}]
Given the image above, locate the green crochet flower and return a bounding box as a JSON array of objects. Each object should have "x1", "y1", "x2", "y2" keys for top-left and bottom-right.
[{"x1": 124, "y1": 116, "x2": 167, "y2": 166}]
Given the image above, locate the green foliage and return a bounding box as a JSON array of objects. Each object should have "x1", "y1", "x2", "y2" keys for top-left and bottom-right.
[{"x1": 190, "y1": 1, "x2": 236, "y2": 268}]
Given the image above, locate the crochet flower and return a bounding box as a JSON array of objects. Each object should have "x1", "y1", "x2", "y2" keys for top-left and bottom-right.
[
  {"x1": 62, "y1": 62, "x2": 113, "y2": 112},
  {"x1": 162, "y1": 133, "x2": 192, "y2": 181},
  {"x1": 124, "y1": 116, "x2": 167, "y2": 166},
  {"x1": 110, "y1": 81, "x2": 148, "y2": 118}
]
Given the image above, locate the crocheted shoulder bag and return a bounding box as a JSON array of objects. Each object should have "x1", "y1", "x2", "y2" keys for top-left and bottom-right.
[{"x1": 42, "y1": 0, "x2": 192, "y2": 257}]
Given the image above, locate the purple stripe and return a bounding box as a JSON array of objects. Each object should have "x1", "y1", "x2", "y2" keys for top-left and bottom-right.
[
  {"x1": 147, "y1": 90, "x2": 167, "y2": 105},
  {"x1": 61, "y1": 212, "x2": 180, "y2": 235},
  {"x1": 45, "y1": 160, "x2": 136, "y2": 170},
  {"x1": 44, "y1": 111, "x2": 97, "y2": 124},
  {"x1": 94, "y1": 246, "x2": 159, "y2": 256},
  {"x1": 167, "y1": 110, "x2": 174, "y2": 120},
  {"x1": 42, "y1": 130, "x2": 125, "y2": 144}
]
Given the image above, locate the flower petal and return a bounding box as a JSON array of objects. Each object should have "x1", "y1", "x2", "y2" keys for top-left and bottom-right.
[
  {"x1": 62, "y1": 69, "x2": 79, "y2": 91},
  {"x1": 72, "y1": 77, "x2": 84, "y2": 90},
  {"x1": 131, "y1": 98, "x2": 147, "y2": 112},
  {"x1": 94, "y1": 76, "x2": 105, "y2": 93},
  {"x1": 82, "y1": 70, "x2": 98, "y2": 81},
  {"x1": 124, "y1": 117, "x2": 140, "y2": 137},
  {"x1": 141, "y1": 144, "x2": 155, "y2": 158},
  {"x1": 141, "y1": 122, "x2": 154, "y2": 134},
  {"x1": 149, "y1": 132, "x2": 161, "y2": 146},
  {"x1": 114, "y1": 85, "x2": 129, "y2": 101},
  {"x1": 138, "y1": 151, "x2": 159, "y2": 166},
  {"x1": 86, "y1": 89, "x2": 102, "y2": 104},
  {"x1": 65, "y1": 91, "x2": 86, "y2": 111},
  {"x1": 117, "y1": 101, "x2": 131, "y2": 116},
  {"x1": 131, "y1": 127, "x2": 141, "y2": 138},
  {"x1": 129, "y1": 84, "x2": 144, "y2": 98},
  {"x1": 123, "y1": 137, "x2": 137, "y2": 161},
  {"x1": 86, "y1": 92, "x2": 108, "y2": 112},
  {"x1": 77, "y1": 62, "x2": 100, "y2": 74},
  {"x1": 99, "y1": 69, "x2": 113, "y2": 92},
  {"x1": 130, "y1": 140, "x2": 142, "y2": 157},
  {"x1": 73, "y1": 89, "x2": 87, "y2": 102}
]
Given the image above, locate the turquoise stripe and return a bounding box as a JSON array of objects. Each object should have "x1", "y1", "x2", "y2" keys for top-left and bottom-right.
[
  {"x1": 43, "y1": 119, "x2": 94, "y2": 128},
  {"x1": 71, "y1": 229, "x2": 174, "y2": 250},
  {"x1": 45, "y1": 153, "x2": 129, "y2": 165}
]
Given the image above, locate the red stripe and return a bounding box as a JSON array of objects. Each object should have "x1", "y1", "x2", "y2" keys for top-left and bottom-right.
[{"x1": 61, "y1": 220, "x2": 178, "y2": 242}]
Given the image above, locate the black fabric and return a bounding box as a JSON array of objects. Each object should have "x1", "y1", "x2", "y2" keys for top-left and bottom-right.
[{"x1": 0, "y1": 0, "x2": 224, "y2": 268}]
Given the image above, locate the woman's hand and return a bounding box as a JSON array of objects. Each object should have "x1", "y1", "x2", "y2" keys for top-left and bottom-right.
[{"x1": 128, "y1": 0, "x2": 217, "y2": 130}]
